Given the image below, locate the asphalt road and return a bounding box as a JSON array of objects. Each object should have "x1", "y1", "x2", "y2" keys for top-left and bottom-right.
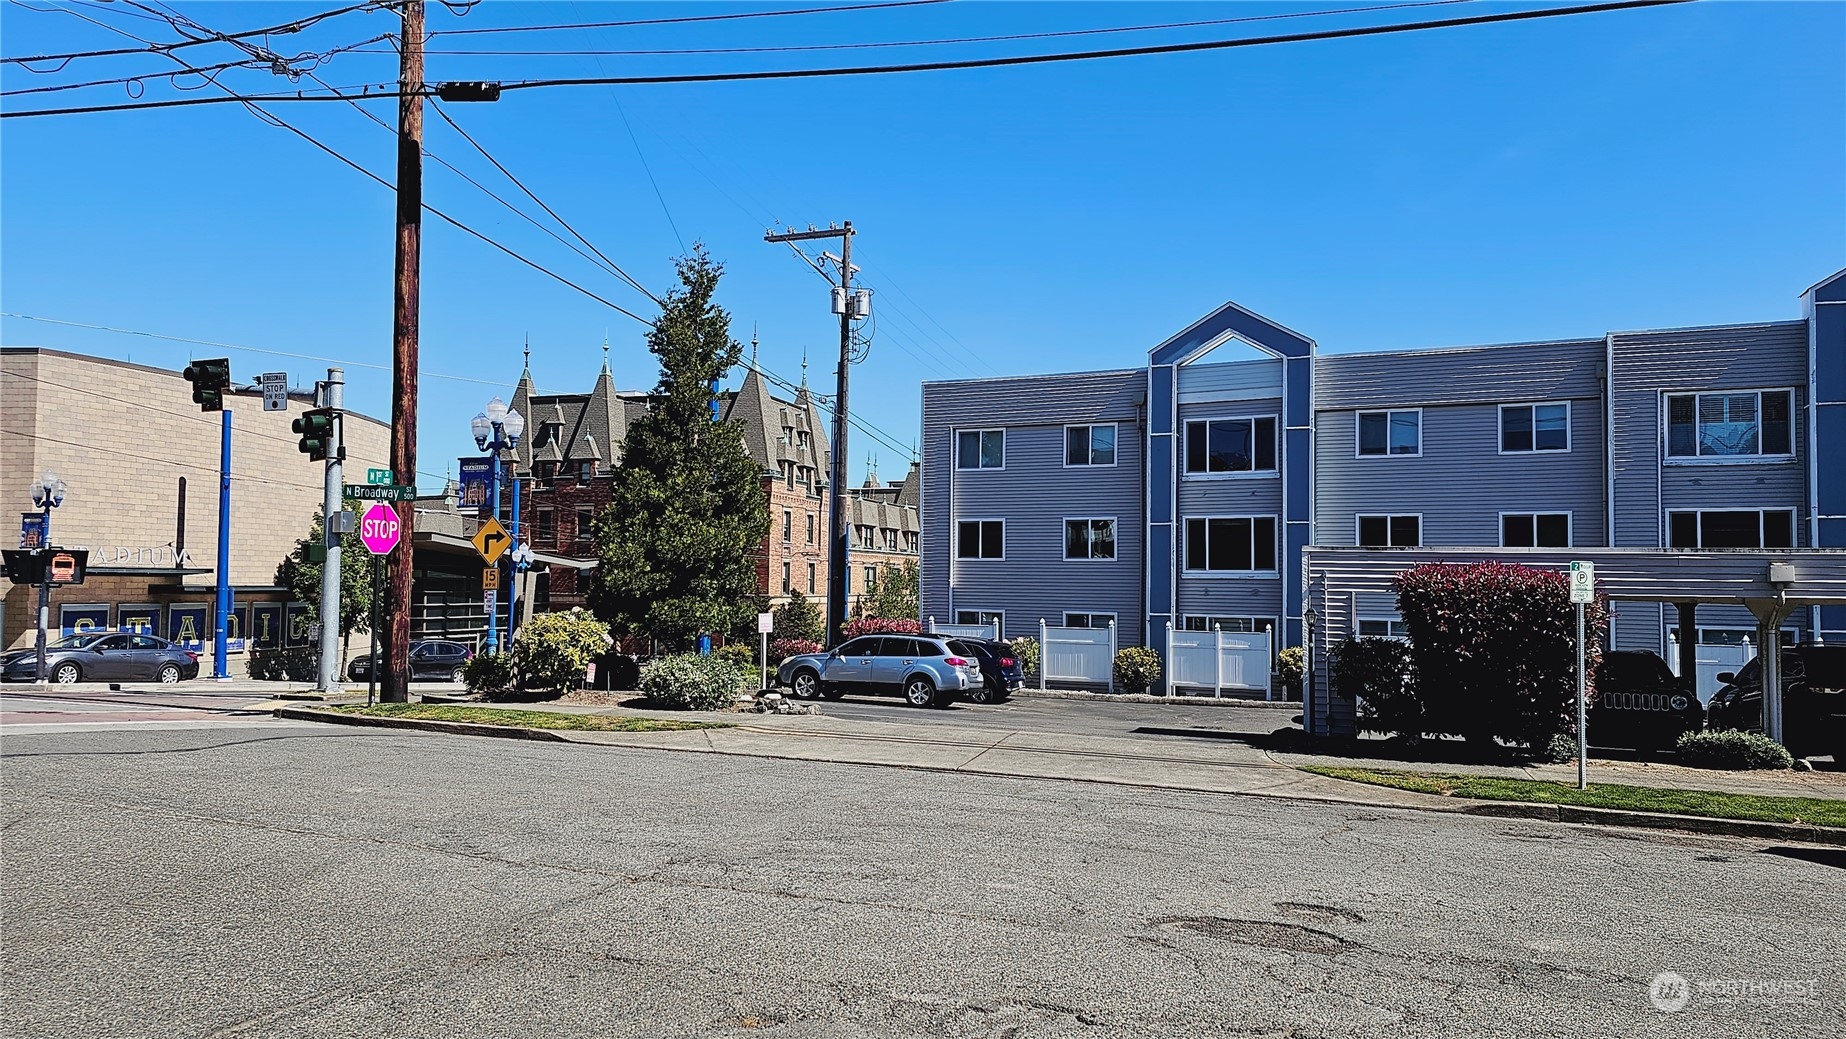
[
  {"x1": 4, "y1": 723, "x2": 1841, "y2": 1038},
  {"x1": 812, "y1": 691, "x2": 1296, "y2": 739}
]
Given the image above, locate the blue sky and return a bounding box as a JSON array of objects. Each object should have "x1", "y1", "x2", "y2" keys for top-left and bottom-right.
[{"x1": 3, "y1": 0, "x2": 1841, "y2": 491}]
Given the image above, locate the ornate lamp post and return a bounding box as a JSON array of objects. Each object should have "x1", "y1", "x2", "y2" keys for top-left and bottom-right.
[
  {"x1": 28, "y1": 472, "x2": 67, "y2": 685},
  {"x1": 471, "y1": 397, "x2": 523, "y2": 654}
]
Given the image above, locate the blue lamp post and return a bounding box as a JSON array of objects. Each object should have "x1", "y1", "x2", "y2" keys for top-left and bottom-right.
[
  {"x1": 471, "y1": 397, "x2": 524, "y2": 655},
  {"x1": 29, "y1": 471, "x2": 67, "y2": 685}
]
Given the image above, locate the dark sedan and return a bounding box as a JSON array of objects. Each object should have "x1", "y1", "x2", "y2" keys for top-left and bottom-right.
[
  {"x1": 1708, "y1": 644, "x2": 1846, "y2": 761},
  {"x1": 1, "y1": 632, "x2": 201, "y2": 684},
  {"x1": 346, "y1": 640, "x2": 473, "y2": 682},
  {"x1": 957, "y1": 638, "x2": 1026, "y2": 705}
]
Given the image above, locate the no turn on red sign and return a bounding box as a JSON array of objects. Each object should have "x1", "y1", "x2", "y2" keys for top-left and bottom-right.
[{"x1": 359, "y1": 502, "x2": 402, "y2": 556}]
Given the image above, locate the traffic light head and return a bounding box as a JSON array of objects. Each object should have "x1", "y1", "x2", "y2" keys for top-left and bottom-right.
[
  {"x1": 293, "y1": 408, "x2": 335, "y2": 461},
  {"x1": 182, "y1": 357, "x2": 230, "y2": 412}
]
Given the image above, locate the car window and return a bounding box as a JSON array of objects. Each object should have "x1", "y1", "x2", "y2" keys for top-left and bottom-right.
[
  {"x1": 838, "y1": 637, "x2": 875, "y2": 657},
  {"x1": 95, "y1": 635, "x2": 132, "y2": 651},
  {"x1": 130, "y1": 636, "x2": 162, "y2": 650},
  {"x1": 911, "y1": 639, "x2": 946, "y2": 658},
  {"x1": 1732, "y1": 658, "x2": 1760, "y2": 686},
  {"x1": 411, "y1": 645, "x2": 431, "y2": 660},
  {"x1": 946, "y1": 639, "x2": 982, "y2": 659},
  {"x1": 50, "y1": 634, "x2": 101, "y2": 650},
  {"x1": 866, "y1": 637, "x2": 901, "y2": 657}
]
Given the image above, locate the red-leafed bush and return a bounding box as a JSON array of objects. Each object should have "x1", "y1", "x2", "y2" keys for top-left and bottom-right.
[
  {"x1": 1392, "y1": 561, "x2": 1608, "y2": 749},
  {"x1": 768, "y1": 638, "x2": 822, "y2": 665},
  {"x1": 1331, "y1": 636, "x2": 1417, "y2": 736},
  {"x1": 838, "y1": 617, "x2": 924, "y2": 640}
]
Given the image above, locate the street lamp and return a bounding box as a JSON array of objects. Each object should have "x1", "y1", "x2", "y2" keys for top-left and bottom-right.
[
  {"x1": 471, "y1": 397, "x2": 523, "y2": 655},
  {"x1": 1302, "y1": 605, "x2": 1319, "y2": 736},
  {"x1": 28, "y1": 472, "x2": 67, "y2": 685}
]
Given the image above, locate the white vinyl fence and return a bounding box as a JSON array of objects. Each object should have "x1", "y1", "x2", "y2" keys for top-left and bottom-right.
[
  {"x1": 1167, "y1": 627, "x2": 1273, "y2": 699},
  {"x1": 1039, "y1": 619, "x2": 1116, "y2": 690},
  {"x1": 926, "y1": 617, "x2": 1002, "y2": 641},
  {"x1": 1666, "y1": 636, "x2": 1754, "y2": 706}
]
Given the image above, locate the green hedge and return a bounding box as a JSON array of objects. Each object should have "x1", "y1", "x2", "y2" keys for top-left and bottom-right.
[{"x1": 1677, "y1": 730, "x2": 1794, "y2": 771}]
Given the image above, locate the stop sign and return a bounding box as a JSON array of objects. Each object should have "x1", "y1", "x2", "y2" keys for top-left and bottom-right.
[{"x1": 359, "y1": 502, "x2": 402, "y2": 555}]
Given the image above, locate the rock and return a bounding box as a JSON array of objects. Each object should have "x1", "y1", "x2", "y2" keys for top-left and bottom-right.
[{"x1": 1793, "y1": 758, "x2": 1814, "y2": 772}]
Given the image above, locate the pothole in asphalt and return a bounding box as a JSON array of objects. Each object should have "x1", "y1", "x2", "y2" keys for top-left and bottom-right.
[
  {"x1": 1151, "y1": 916, "x2": 1353, "y2": 955},
  {"x1": 1274, "y1": 901, "x2": 1364, "y2": 924}
]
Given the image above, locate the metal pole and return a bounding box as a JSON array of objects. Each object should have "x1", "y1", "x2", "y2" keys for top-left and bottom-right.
[
  {"x1": 367, "y1": 555, "x2": 381, "y2": 706},
  {"x1": 382, "y1": 0, "x2": 424, "y2": 704},
  {"x1": 317, "y1": 368, "x2": 344, "y2": 693},
  {"x1": 213, "y1": 408, "x2": 232, "y2": 680},
  {"x1": 1576, "y1": 602, "x2": 1587, "y2": 790},
  {"x1": 760, "y1": 627, "x2": 768, "y2": 692},
  {"x1": 505, "y1": 466, "x2": 520, "y2": 648},
  {"x1": 32, "y1": 501, "x2": 51, "y2": 685},
  {"x1": 485, "y1": 445, "x2": 500, "y2": 654},
  {"x1": 826, "y1": 224, "x2": 854, "y2": 647}
]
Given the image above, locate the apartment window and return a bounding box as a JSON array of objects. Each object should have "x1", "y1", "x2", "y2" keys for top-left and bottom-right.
[
  {"x1": 533, "y1": 507, "x2": 555, "y2": 545},
  {"x1": 784, "y1": 463, "x2": 795, "y2": 489},
  {"x1": 575, "y1": 506, "x2": 595, "y2": 548},
  {"x1": 1502, "y1": 512, "x2": 1571, "y2": 548},
  {"x1": 1064, "y1": 612, "x2": 1115, "y2": 629},
  {"x1": 807, "y1": 562, "x2": 816, "y2": 594},
  {"x1": 1065, "y1": 424, "x2": 1117, "y2": 466},
  {"x1": 577, "y1": 460, "x2": 594, "y2": 485},
  {"x1": 1358, "y1": 618, "x2": 1410, "y2": 640},
  {"x1": 537, "y1": 461, "x2": 557, "y2": 484},
  {"x1": 807, "y1": 513, "x2": 816, "y2": 545},
  {"x1": 864, "y1": 566, "x2": 877, "y2": 591},
  {"x1": 1064, "y1": 518, "x2": 1117, "y2": 560},
  {"x1": 1183, "y1": 516, "x2": 1278, "y2": 573},
  {"x1": 957, "y1": 520, "x2": 1004, "y2": 559},
  {"x1": 1183, "y1": 615, "x2": 1269, "y2": 633},
  {"x1": 1667, "y1": 509, "x2": 1795, "y2": 549},
  {"x1": 1666, "y1": 390, "x2": 1793, "y2": 459},
  {"x1": 1357, "y1": 410, "x2": 1421, "y2": 456},
  {"x1": 1185, "y1": 417, "x2": 1277, "y2": 474},
  {"x1": 1357, "y1": 515, "x2": 1421, "y2": 548},
  {"x1": 797, "y1": 429, "x2": 810, "y2": 449},
  {"x1": 782, "y1": 510, "x2": 792, "y2": 544},
  {"x1": 781, "y1": 562, "x2": 791, "y2": 593},
  {"x1": 956, "y1": 429, "x2": 1005, "y2": 470},
  {"x1": 1501, "y1": 403, "x2": 1570, "y2": 453},
  {"x1": 956, "y1": 609, "x2": 1003, "y2": 631}
]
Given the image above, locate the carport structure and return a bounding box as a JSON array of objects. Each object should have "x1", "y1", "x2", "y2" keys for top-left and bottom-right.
[{"x1": 1301, "y1": 546, "x2": 1846, "y2": 745}]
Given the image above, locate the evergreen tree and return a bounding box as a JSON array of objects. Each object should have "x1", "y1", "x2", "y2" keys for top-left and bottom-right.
[
  {"x1": 591, "y1": 248, "x2": 769, "y2": 644},
  {"x1": 773, "y1": 590, "x2": 825, "y2": 644}
]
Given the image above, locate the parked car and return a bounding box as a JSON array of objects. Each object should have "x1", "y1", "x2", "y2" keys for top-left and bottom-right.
[
  {"x1": 1587, "y1": 650, "x2": 1702, "y2": 751},
  {"x1": 0, "y1": 632, "x2": 200, "y2": 684},
  {"x1": 1707, "y1": 644, "x2": 1846, "y2": 761},
  {"x1": 776, "y1": 634, "x2": 984, "y2": 708},
  {"x1": 346, "y1": 640, "x2": 474, "y2": 682},
  {"x1": 955, "y1": 637, "x2": 1026, "y2": 704}
]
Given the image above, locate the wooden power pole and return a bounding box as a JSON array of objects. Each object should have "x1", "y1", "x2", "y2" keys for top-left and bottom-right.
[{"x1": 382, "y1": 0, "x2": 424, "y2": 704}]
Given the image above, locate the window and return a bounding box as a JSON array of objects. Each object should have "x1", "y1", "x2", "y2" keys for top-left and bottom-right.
[
  {"x1": 1184, "y1": 417, "x2": 1277, "y2": 474},
  {"x1": 1357, "y1": 410, "x2": 1420, "y2": 456},
  {"x1": 1182, "y1": 516, "x2": 1277, "y2": 573},
  {"x1": 1666, "y1": 390, "x2": 1793, "y2": 459},
  {"x1": 533, "y1": 507, "x2": 555, "y2": 545},
  {"x1": 575, "y1": 506, "x2": 595, "y2": 548},
  {"x1": 1667, "y1": 510, "x2": 1795, "y2": 549},
  {"x1": 1358, "y1": 618, "x2": 1410, "y2": 640},
  {"x1": 1502, "y1": 512, "x2": 1571, "y2": 547},
  {"x1": 864, "y1": 566, "x2": 877, "y2": 591},
  {"x1": 1064, "y1": 518, "x2": 1117, "y2": 560},
  {"x1": 781, "y1": 562, "x2": 791, "y2": 593},
  {"x1": 957, "y1": 520, "x2": 1004, "y2": 559},
  {"x1": 783, "y1": 510, "x2": 792, "y2": 544},
  {"x1": 577, "y1": 460, "x2": 594, "y2": 484},
  {"x1": 1182, "y1": 615, "x2": 1270, "y2": 633},
  {"x1": 784, "y1": 463, "x2": 794, "y2": 489},
  {"x1": 1501, "y1": 403, "x2": 1570, "y2": 453},
  {"x1": 956, "y1": 429, "x2": 1005, "y2": 469},
  {"x1": 537, "y1": 461, "x2": 557, "y2": 484},
  {"x1": 1063, "y1": 612, "x2": 1116, "y2": 629},
  {"x1": 1357, "y1": 515, "x2": 1420, "y2": 547},
  {"x1": 808, "y1": 562, "x2": 816, "y2": 594},
  {"x1": 807, "y1": 513, "x2": 816, "y2": 545},
  {"x1": 1065, "y1": 424, "x2": 1117, "y2": 466},
  {"x1": 956, "y1": 609, "x2": 1003, "y2": 631}
]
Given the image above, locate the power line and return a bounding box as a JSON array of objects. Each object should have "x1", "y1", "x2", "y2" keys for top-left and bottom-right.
[
  {"x1": 435, "y1": 0, "x2": 948, "y2": 37},
  {"x1": 2, "y1": 0, "x2": 396, "y2": 66}
]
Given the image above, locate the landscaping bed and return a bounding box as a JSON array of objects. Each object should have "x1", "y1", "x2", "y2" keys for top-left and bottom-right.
[{"x1": 328, "y1": 703, "x2": 728, "y2": 733}]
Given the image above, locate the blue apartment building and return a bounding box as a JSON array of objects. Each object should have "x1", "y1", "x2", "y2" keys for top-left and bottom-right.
[{"x1": 921, "y1": 268, "x2": 1846, "y2": 723}]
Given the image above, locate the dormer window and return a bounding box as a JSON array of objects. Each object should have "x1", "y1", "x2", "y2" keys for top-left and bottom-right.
[{"x1": 577, "y1": 460, "x2": 595, "y2": 484}]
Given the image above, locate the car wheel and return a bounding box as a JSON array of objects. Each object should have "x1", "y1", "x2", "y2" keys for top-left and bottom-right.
[
  {"x1": 791, "y1": 669, "x2": 821, "y2": 700},
  {"x1": 451, "y1": 666, "x2": 466, "y2": 683},
  {"x1": 157, "y1": 664, "x2": 182, "y2": 684},
  {"x1": 903, "y1": 676, "x2": 937, "y2": 708},
  {"x1": 967, "y1": 680, "x2": 996, "y2": 705},
  {"x1": 52, "y1": 663, "x2": 81, "y2": 684}
]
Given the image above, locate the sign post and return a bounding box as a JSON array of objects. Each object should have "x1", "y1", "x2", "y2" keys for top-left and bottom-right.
[
  {"x1": 1569, "y1": 560, "x2": 1595, "y2": 791},
  {"x1": 757, "y1": 610, "x2": 774, "y2": 692}
]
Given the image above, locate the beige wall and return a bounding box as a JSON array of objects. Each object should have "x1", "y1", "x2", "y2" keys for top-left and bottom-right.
[{"x1": 1, "y1": 349, "x2": 391, "y2": 650}]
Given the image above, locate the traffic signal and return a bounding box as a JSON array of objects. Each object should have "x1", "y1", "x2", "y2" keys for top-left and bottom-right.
[
  {"x1": 182, "y1": 357, "x2": 230, "y2": 412},
  {"x1": 293, "y1": 408, "x2": 335, "y2": 461}
]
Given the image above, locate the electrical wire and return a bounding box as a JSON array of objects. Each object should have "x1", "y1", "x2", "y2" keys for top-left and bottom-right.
[
  {"x1": 2, "y1": 0, "x2": 396, "y2": 65},
  {"x1": 434, "y1": 0, "x2": 948, "y2": 37},
  {"x1": 0, "y1": 34, "x2": 392, "y2": 97}
]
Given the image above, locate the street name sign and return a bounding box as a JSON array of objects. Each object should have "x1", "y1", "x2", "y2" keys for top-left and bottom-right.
[
  {"x1": 1569, "y1": 560, "x2": 1595, "y2": 604},
  {"x1": 473, "y1": 517, "x2": 511, "y2": 565},
  {"x1": 344, "y1": 484, "x2": 416, "y2": 502},
  {"x1": 259, "y1": 372, "x2": 289, "y2": 412},
  {"x1": 366, "y1": 468, "x2": 394, "y2": 485},
  {"x1": 359, "y1": 502, "x2": 402, "y2": 556}
]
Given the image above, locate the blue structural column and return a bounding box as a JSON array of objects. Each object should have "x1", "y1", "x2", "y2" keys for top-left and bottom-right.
[
  {"x1": 1810, "y1": 271, "x2": 1846, "y2": 640},
  {"x1": 213, "y1": 409, "x2": 232, "y2": 680},
  {"x1": 1145, "y1": 362, "x2": 1176, "y2": 665},
  {"x1": 506, "y1": 469, "x2": 520, "y2": 645},
  {"x1": 485, "y1": 450, "x2": 501, "y2": 654}
]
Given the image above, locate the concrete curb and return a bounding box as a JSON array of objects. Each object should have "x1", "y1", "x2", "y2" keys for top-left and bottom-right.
[
  {"x1": 276, "y1": 705, "x2": 1844, "y2": 847},
  {"x1": 1017, "y1": 688, "x2": 1300, "y2": 709}
]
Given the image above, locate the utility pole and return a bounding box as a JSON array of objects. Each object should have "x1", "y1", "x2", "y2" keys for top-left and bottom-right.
[
  {"x1": 763, "y1": 221, "x2": 861, "y2": 646},
  {"x1": 382, "y1": 0, "x2": 424, "y2": 704},
  {"x1": 316, "y1": 368, "x2": 345, "y2": 694}
]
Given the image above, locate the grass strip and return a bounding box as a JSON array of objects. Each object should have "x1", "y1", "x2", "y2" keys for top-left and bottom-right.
[
  {"x1": 1299, "y1": 765, "x2": 1846, "y2": 829},
  {"x1": 329, "y1": 703, "x2": 728, "y2": 733}
]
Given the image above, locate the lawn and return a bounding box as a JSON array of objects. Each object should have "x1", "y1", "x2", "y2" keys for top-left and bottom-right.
[
  {"x1": 1299, "y1": 766, "x2": 1846, "y2": 829},
  {"x1": 329, "y1": 703, "x2": 728, "y2": 733}
]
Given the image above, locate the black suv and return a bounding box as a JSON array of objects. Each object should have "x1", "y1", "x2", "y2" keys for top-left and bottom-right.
[
  {"x1": 956, "y1": 638, "x2": 1026, "y2": 705},
  {"x1": 346, "y1": 640, "x2": 474, "y2": 682},
  {"x1": 1708, "y1": 644, "x2": 1846, "y2": 761},
  {"x1": 1587, "y1": 650, "x2": 1702, "y2": 751}
]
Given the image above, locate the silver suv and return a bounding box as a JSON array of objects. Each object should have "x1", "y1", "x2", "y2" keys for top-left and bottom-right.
[{"x1": 777, "y1": 635, "x2": 984, "y2": 708}]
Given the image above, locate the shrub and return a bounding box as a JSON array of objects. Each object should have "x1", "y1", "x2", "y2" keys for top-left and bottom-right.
[
  {"x1": 1545, "y1": 732, "x2": 1579, "y2": 765},
  {"x1": 460, "y1": 653, "x2": 515, "y2": 696},
  {"x1": 1008, "y1": 636, "x2": 1040, "y2": 679},
  {"x1": 714, "y1": 642, "x2": 757, "y2": 671},
  {"x1": 642, "y1": 653, "x2": 747, "y2": 711},
  {"x1": 1394, "y1": 561, "x2": 1607, "y2": 750},
  {"x1": 839, "y1": 617, "x2": 924, "y2": 640},
  {"x1": 600, "y1": 653, "x2": 641, "y2": 691},
  {"x1": 1276, "y1": 646, "x2": 1306, "y2": 692},
  {"x1": 772, "y1": 592, "x2": 824, "y2": 644},
  {"x1": 1332, "y1": 637, "x2": 1419, "y2": 737},
  {"x1": 1677, "y1": 729, "x2": 1794, "y2": 771},
  {"x1": 511, "y1": 609, "x2": 615, "y2": 696},
  {"x1": 1113, "y1": 646, "x2": 1162, "y2": 695},
  {"x1": 769, "y1": 638, "x2": 822, "y2": 666}
]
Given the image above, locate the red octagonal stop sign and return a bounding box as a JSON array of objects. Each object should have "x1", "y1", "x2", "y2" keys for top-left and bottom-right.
[{"x1": 359, "y1": 501, "x2": 402, "y2": 555}]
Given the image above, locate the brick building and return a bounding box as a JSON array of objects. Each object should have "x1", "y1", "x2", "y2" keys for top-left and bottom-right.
[
  {"x1": 719, "y1": 367, "x2": 832, "y2": 607},
  {"x1": 844, "y1": 461, "x2": 921, "y2": 616}
]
